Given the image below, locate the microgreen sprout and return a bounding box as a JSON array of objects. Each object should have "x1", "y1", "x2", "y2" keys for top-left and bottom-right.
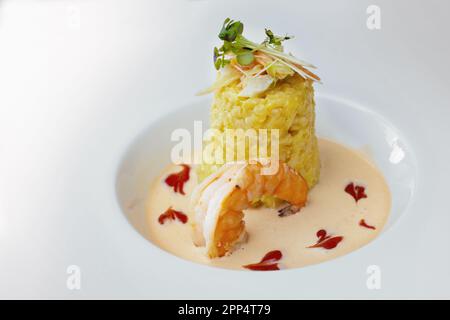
[
  {"x1": 213, "y1": 18, "x2": 320, "y2": 82},
  {"x1": 264, "y1": 29, "x2": 292, "y2": 47},
  {"x1": 218, "y1": 18, "x2": 244, "y2": 42},
  {"x1": 236, "y1": 50, "x2": 255, "y2": 66}
]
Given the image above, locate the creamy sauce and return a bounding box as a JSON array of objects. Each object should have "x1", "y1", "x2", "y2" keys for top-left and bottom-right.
[{"x1": 146, "y1": 139, "x2": 391, "y2": 270}]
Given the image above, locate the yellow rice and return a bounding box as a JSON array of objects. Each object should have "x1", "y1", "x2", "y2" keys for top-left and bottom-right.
[{"x1": 197, "y1": 73, "x2": 320, "y2": 204}]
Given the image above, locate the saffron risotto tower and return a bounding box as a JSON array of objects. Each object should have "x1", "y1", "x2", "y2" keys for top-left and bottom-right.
[{"x1": 197, "y1": 19, "x2": 320, "y2": 205}]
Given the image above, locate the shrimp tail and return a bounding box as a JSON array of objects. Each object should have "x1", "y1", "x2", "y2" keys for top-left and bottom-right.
[{"x1": 191, "y1": 160, "x2": 308, "y2": 258}]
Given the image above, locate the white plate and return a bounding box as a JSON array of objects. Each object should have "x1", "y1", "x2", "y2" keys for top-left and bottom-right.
[
  {"x1": 1, "y1": 0, "x2": 450, "y2": 299},
  {"x1": 116, "y1": 95, "x2": 417, "y2": 252}
]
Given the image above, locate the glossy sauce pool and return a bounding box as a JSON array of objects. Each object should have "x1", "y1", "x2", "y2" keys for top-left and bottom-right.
[{"x1": 146, "y1": 138, "x2": 391, "y2": 270}]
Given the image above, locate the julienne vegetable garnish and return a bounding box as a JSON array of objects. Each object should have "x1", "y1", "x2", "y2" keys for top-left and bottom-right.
[{"x1": 199, "y1": 18, "x2": 320, "y2": 96}]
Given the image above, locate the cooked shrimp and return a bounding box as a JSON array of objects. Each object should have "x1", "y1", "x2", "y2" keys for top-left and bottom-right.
[{"x1": 190, "y1": 160, "x2": 308, "y2": 258}]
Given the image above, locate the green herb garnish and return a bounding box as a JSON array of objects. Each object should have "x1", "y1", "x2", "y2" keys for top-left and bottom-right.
[
  {"x1": 212, "y1": 18, "x2": 320, "y2": 82},
  {"x1": 218, "y1": 18, "x2": 243, "y2": 42},
  {"x1": 236, "y1": 50, "x2": 255, "y2": 66}
]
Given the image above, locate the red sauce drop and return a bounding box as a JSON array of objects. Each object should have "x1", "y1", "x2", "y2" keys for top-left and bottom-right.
[
  {"x1": 158, "y1": 207, "x2": 188, "y2": 225},
  {"x1": 359, "y1": 219, "x2": 376, "y2": 230},
  {"x1": 307, "y1": 229, "x2": 343, "y2": 250},
  {"x1": 243, "y1": 250, "x2": 282, "y2": 271},
  {"x1": 345, "y1": 182, "x2": 367, "y2": 202},
  {"x1": 164, "y1": 164, "x2": 190, "y2": 195}
]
